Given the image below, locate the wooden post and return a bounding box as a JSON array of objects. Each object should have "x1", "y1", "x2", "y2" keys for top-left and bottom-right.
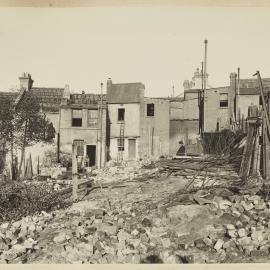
[
  {"x1": 252, "y1": 127, "x2": 259, "y2": 176},
  {"x1": 57, "y1": 133, "x2": 60, "y2": 163},
  {"x1": 151, "y1": 127, "x2": 154, "y2": 156},
  {"x1": 72, "y1": 143, "x2": 78, "y2": 201},
  {"x1": 37, "y1": 155, "x2": 40, "y2": 176},
  {"x1": 265, "y1": 107, "x2": 270, "y2": 181}
]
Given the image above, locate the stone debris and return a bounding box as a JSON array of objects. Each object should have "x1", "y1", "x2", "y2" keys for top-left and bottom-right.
[{"x1": 2, "y1": 159, "x2": 270, "y2": 264}]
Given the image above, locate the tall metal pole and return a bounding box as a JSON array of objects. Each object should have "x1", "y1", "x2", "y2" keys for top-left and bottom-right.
[
  {"x1": 204, "y1": 40, "x2": 208, "y2": 91},
  {"x1": 237, "y1": 67, "x2": 240, "y2": 123},
  {"x1": 199, "y1": 61, "x2": 204, "y2": 134},
  {"x1": 203, "y1": 39, "x2": 208, "y2": 133},
  {"x1": 99, "y1": 82, "x2": 103, "y2": 168}
]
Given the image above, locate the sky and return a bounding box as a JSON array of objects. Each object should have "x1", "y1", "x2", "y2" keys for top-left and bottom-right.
[{"x1": 0, "y1": 6, "x2": 270, "y2": 97}]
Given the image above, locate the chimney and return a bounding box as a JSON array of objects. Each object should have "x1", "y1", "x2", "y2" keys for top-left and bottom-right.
[
  {"x1": 183, "y1": 80, "x2": 190, "y2": 91},
  {"x1": 19, "y1": 72, "x2": 33, "y2": 91},
  {"x1": 63, "y1": 84, "x2": 70, "y2": 99},
  {"x1": 107, "y1": 77, "x2": 112, "y2": 89}
]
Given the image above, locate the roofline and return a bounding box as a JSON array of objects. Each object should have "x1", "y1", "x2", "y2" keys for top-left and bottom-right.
[{"x1": 31, "y1": 87, "x2": 64, "y2": 90}]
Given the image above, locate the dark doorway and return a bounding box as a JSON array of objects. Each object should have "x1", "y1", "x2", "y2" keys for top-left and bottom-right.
[{"x1": 86, "y1": 145, "x2": 96, "y2": 167}]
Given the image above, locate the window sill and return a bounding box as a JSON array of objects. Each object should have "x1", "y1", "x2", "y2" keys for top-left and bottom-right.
[{"x1": 70, "y1": 126, "x2": 98, "y2": 129}]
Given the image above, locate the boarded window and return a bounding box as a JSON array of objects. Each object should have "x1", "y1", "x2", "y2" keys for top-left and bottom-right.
[
  {"x1": 87, "y1": 109, "x2": 98, "y2": 127},
  {"x1": 72, "y1": 109, "x2": 82, "y2": 127},
  {"x1": 118, "y1": 108, "x2": 125, "y2": 121},
  {"x1": 147, "y1": 103, "x2": 155, "y2": 116},
  {"x1": 220, "y1": 93, "x2": 228, "y2": 107},
  {"x1": 117, "y1": 138, "x2": 124, "y2": 151}
]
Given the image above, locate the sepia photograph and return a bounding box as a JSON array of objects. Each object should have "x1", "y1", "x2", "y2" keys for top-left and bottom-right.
[{"x1": 0, "y1": 0, "x2": 270, "y2": 265}]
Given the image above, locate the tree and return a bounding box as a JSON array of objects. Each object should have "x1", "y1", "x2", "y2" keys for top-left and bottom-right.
[
  {"x1": 15, "y1": 94, "x2": 55, "y2": 179},
  {"x1": 0, "y1": 99, "x2": 16, "y2": 175},
  {"x1": 0, "y1": 92, "x2": 55, "y2": 179}
]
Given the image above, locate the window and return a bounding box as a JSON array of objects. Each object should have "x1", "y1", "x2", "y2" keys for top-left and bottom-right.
[
  {"x1": 72, "y1": 109, "x2": 82, "y2": 127},
  {"x1": 147, "y1": 103, "x2": 155, "y2": 116},
  {"x1": 220, "y1": 93, "x2": 228, "y2": 108},
  {"x1": 117, "y1": 138, "x2": 124, "y2": 151},
  {"x1": 87, "y1": 109, "x2": 98, "y2": 127},
  {"x1": 118, "y1": 108, "x2": 125, "y2": 121}
]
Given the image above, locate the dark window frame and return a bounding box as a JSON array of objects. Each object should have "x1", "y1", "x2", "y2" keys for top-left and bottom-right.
[
  {"x1": 147, "y1": 103, "x2": 155, "y2": 116},
  {"x1": 118, "y1": 108, "x2": 125, "y2": 121},
  {"x1": 219, "y1": 93, "x2": 228, "y2": 108},
  {"x1": 72, "y1": 109, "x2": 83, "y2": 127}
]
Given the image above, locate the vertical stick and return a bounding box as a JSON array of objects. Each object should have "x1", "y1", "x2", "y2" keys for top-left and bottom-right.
[
  {"x1": 57, "y1": 133, "x2": 60, "y2": 163},
  {"x1": 252, "y1": 127, "x2": 259, "y2": 176},
  {"x1": 263, "y1": 112, "x2": 266, "y2": 178},
  {"x1": 151, "y1": 127, "x2": 154, "y2": 156},
  {"x1": 37, "y1": 155, "x2": 40, "y2": 176},
  {"x1": 72, "y1": 143, "x2": 78, "y2": 201}
]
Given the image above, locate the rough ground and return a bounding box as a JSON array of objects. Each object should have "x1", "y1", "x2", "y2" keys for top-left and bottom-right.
[{"x1": 1, "y1": 159, "x2": 270, "y2": 264}]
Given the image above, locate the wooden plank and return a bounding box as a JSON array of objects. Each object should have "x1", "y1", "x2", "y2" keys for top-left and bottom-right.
[
  {"x1": 251, "y1": 127, "x2": 259, "y2": 176},
  {"x1": 239, "y1": 123, "x2": 256, "y2": 179}
]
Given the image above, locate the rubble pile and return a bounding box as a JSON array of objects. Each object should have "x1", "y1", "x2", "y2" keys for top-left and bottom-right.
[
  {"x1": 204, "y1": 193, "x2": 270, "y2": 261},
  {"x1": 0, "y1": 212, "x2": 53, "y2": 264},
  {"x1": 1, "y1": 158, "x2": 270, "y2": 264},
  {"x1": 93, "y1": 159, "x2": 159, "y2": 185}
]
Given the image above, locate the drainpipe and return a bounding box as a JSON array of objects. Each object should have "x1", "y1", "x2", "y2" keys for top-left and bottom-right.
[{"x1": 99, "y1": 82, "x2": 103, "y2": 168}]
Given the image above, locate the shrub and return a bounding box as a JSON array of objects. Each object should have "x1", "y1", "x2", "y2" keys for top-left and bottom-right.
[{"x1": 0, "y1": 182, "x2": 71, "y2": 222}]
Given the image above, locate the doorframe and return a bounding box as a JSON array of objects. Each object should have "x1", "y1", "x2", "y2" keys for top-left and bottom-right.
[{"x1": 86, "y1": 144, "x2": 97, "y2": 167}]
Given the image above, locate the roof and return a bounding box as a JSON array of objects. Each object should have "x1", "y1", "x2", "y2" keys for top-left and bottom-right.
[
  {"x1": 28, "y1": 87, "x2": 64, "y2": 112},
  {"x1": 184, "y1": 89, "x2": 200, "y2": 94},
  {"x1": 69, "y1": 93, "x2": 106, "y2": 107},
  {"x1": 0, "y1": 92, "x2": 18, "y2": 106},
  {"x1": 146, "y1": 96, "x2": 184, "y2": 102},
  {"x1": 107, "y1": 82, "x2": 145, "y2": 103},
  {"x1": 239, "y1": 78, "x2": 270, "y2": 89},
  {"x1": 239, "y1": 86, "x2": 270, "y2": 95},
  {"x1": 30, "y1": 87, "x2": 64, "y2": 96}
]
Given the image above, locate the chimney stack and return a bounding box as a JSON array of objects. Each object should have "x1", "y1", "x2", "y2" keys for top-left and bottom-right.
[{"x1": 19, "y1": 72, "x2": 33, "y2": 91}]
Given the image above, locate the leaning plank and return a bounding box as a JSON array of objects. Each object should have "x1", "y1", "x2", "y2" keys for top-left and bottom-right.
[{"x1": 239, "y1": 124, "x2": 255, "y2": 179}]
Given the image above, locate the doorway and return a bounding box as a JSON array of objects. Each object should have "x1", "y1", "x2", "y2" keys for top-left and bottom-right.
[
  {"x1": 128, "y1": 139, "x2": 136, "y2": 159},
  {"x1": 86, "y1": 145, "x2": 96, "y2": 167}
]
